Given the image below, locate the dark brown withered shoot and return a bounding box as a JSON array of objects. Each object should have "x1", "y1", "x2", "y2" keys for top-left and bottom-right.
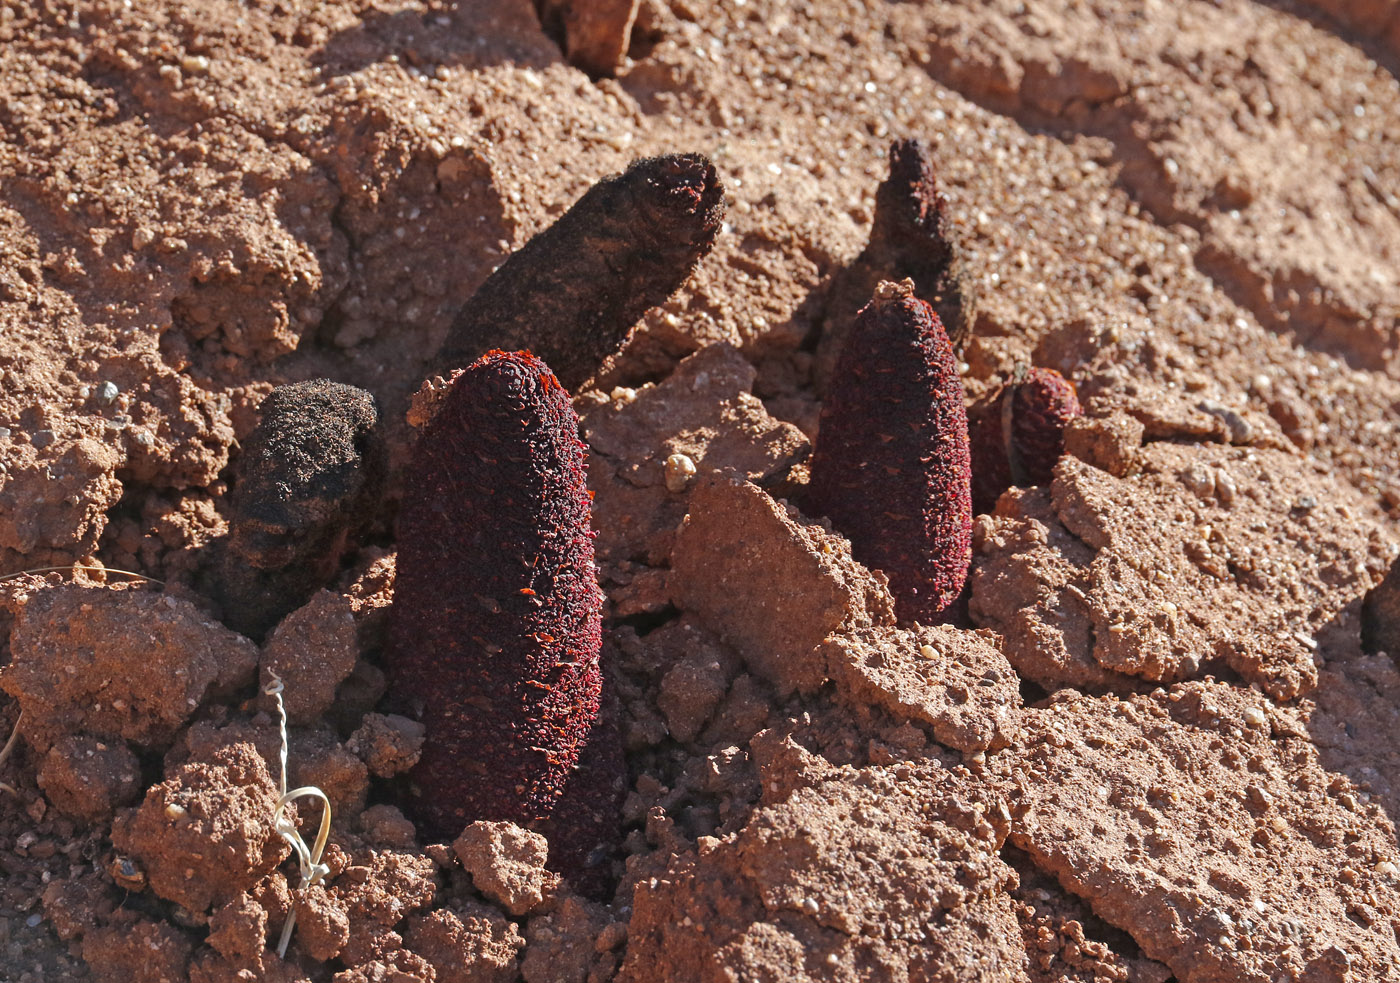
[
  {"x1": 817, "y1": 138, "x2": 970, "y2": 390},
  {"x1": 435, "y1": 153, "x2": 725, "y2": 392},
  {"x1": 218, "y1": 380, "x2": 385, "y2": 640}
]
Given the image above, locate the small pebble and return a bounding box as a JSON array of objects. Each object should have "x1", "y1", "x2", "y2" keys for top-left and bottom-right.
[
  {"x1": 96, "y1": 381, "x2": 119, "y2": 404},
  {"x1": 1197, "y1": 399, "x2": 1253, "y2": 443},
  {"x1": 664, "y1": 452, "x2": 697, "y2": 493},
  {"x1": 1215, "y1": 469, "x2": 1237, "y2": 506}
]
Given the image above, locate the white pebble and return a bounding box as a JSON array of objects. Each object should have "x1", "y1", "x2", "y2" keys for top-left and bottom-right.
[{"x1": 664, "y1": 452, "x2": 697, "y2": 493}]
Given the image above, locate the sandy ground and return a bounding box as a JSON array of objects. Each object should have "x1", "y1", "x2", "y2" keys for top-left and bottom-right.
[{"x1": 1, "y1": 0, "x2": 1400, "y2": 981}]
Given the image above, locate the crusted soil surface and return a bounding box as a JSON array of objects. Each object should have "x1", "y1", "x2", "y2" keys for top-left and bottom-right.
[{"x1": 2, "y1": 1, "x2": 1400, "y2": 982}]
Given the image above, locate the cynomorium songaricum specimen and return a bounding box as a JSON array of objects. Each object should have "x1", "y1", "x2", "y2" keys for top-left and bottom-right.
[
  {"x1": 803, "y1": 279, "x2": 972, "y2": 625},
  {"x1": 388, "y1": 350, "x2": 605, "y2": 852},
  {"x1": 219, "y1": 380, "x2": 384, "y2": 640},
  {"x1": 435, "y1": 154, "x2": 725, "y2": 392},
  {"x1": 818, "y1": 139, "x2": 969, "y2": 390},
  {"x1": 968, "y1": 365, "x2": 1083, "y2": 514}
]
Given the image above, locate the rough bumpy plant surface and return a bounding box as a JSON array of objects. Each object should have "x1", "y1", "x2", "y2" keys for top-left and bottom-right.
[
  {"x1": 818, "y1": 138, "x2": 970, "y2": 389},
  {"x1": 969, "y1": 365, "x2": 1083, "y2": 514},
  {"x1": 803, "y1": 279, "x2": 972, "y2": 626},
  {"x1": 388, "y1": 350, "x2": 605, "y2": 853},
  {"x1": 435, "y1": 154, "x2": 725, "y2": 392},
  {"x1": 218, "y1": 379, "x2": 384, "y2": 640},
  {"x1": 536, "y1": 675, "x2": 626, "y2": 898}
]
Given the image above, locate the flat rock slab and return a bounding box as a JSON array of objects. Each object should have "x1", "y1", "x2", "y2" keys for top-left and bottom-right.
[
  {"x1": 582, "y1": 343, "x2": 809, "y2": 567},
  {"x1": 972, "y1": 444, "x2": 1393, "y2": 699},
  {"x1": 824, "y1": 624, "x2": 1021, "y2": 753},
  {"x1": 1001, "y1": 682, "x2": 1400, "y2": 983},
  {"x1": 620, "y1": 760, "x2": 1030, "y2": 983},
  {"x1": 670, "y1": 469, "x2": 895, "y2": 697}
]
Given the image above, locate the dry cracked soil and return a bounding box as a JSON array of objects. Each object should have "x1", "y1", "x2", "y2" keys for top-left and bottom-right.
[{"x1": 1, "y1": 0, "x2": 1400, "y2": 981}]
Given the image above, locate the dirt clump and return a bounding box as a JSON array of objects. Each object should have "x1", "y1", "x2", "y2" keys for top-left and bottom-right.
[
  {"x1": 652, "y1": 618, "x2": 741, "y2": 744},
  {"x1": 670, "y1": 469, "x2": 896, "y2": 697},
  {"x1": 348, "y1": 712, "x2": 426, "y2": 779},
  {"x1": 535, "y1": 0, "x2": 640, "y2": 78},
  {"x1": 359, "y1": 805, "x2": 418, "y2": 850},
  {"x1": 453, "y1": 821, "x2": 561, "y2": 917},
  {"x1": 520, "y1": 894, "x2": 620, "y2": 983},
  {"x1": 36, "y1": 734, "x2": 141, "y2": 823},
  {"x1": 580, "y1": 341, "x2": 810, "y2": 578},
  {"x1": 205, "y1": 892, "x2": 270, "y2": 967},
  {"x1": 3, "y1": 582, "x2": 258, "y2": 752},
  {"x1": 1007, "y1": 851, "x2": 1172, "y2": 983},
  {"x1": 824, "y1": 624, "x2": 1022, "y2": 753},
  {"x1": 405, "y1": 904, "x2": 525, "y2": 983},
  {"x1": 1061, "y1": 412, "x2": 1144, "y2": 480},
  {"x1": 258, "y1": 589, "x2": 361, "y2": 726},
  {"x1": 81, "y1": 911, "x2": 195, "y2": 983},
  {"x1": 111, "y1": 741, "x2": 287, "y2": 914},
  {"x1": 972, "y1": 445, "x2": 1394, "y2": 699},
  {"x1": 620, "y1": 759, "x2": 1028, "y2": 982},
  {"x1": 0, "y1": 437, "x2": 122, "y2": 570},
  {"x1": 1001, "y1": 682, "x2": 1400, "y2": 982}
]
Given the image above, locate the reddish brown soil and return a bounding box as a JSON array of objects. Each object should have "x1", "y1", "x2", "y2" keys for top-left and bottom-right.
[{"x1": 2, "y1": 1, "x2": 1400, "y2": 982}]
